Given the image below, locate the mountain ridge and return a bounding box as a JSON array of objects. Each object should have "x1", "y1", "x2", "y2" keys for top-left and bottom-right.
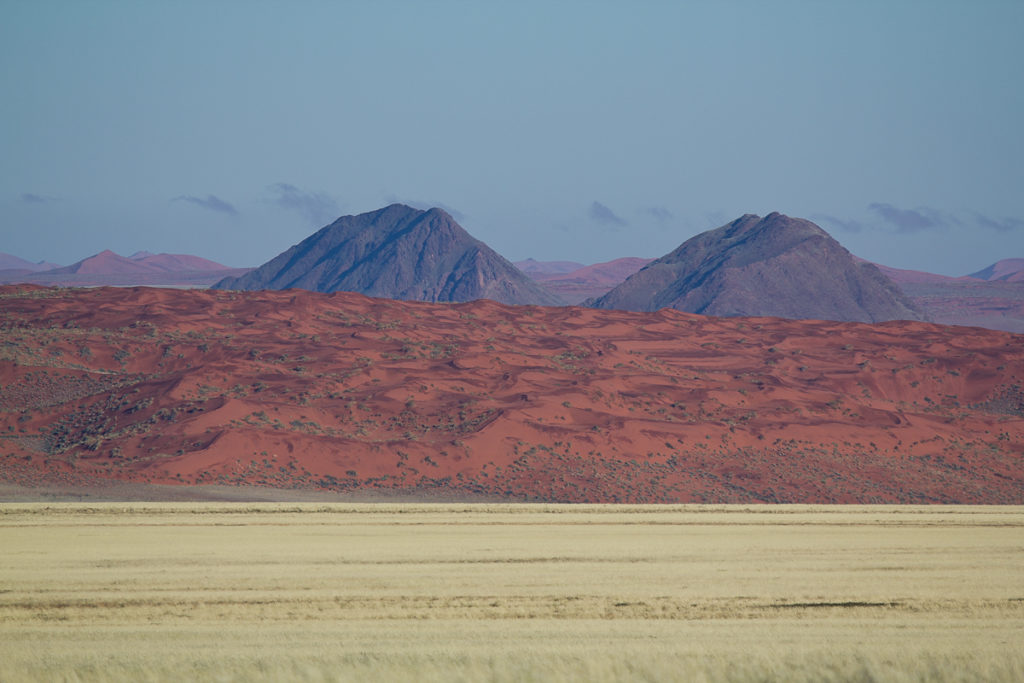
[
  {"x1": 520, "y1": 257, "x2": 655, "y2": 304},
  {"x1": 0, "y1": 252, "x2": 62, "y2": 272},
  {"x1": 213, "y1": 204, "x2": 561, "y2": 305},
  {"x1": 514, "y1": 258, "x2": 586, "y2": 276},
  {"x1": 589, "y1": 213, "x2": 923, "y2": 323},
  {"x1": 0, "y1": 250, "x2": 246, "y2": 287},
  {"x1": 969, "y1": 258, "x2": 1024, "y2": 282}
]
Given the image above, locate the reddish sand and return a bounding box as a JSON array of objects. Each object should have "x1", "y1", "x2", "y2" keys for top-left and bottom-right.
[{"x1": 1, "y1": 285, "x2": 1022, "y2": 503}]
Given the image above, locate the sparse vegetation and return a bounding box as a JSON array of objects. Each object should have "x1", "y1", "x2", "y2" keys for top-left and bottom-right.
[
  {"x1": 0, "y1": 285, "x2": 1021, "y2": 503},
  {"x1": 0, "y1": 504, "x2": 1021, "y2": 682}
]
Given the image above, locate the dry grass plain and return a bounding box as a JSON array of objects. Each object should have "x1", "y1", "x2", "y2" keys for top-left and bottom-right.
[{"x1": 1, "y1": 504, "x2": 1022, "y2": 682}]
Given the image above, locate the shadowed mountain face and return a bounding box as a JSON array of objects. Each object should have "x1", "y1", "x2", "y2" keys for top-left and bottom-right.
[
  {"x1": 214, "y1": 204, "x2": 560, "y2": 306},
  {"x1": 969, "y1": 259, "x2": 1024, "y2": 283},
  {"x1": 589, "y1": 213, "x2": 923, "y2": 323}
]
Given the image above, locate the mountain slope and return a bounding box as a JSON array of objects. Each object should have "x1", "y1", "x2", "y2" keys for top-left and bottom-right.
[
  {"x1": 969, "y1": 258, "x2": 1024, "y2": 282},
  {"x1": 214, "y1": 204, "x2": 561, "y2": 305},
  {"x1": 853, "y1": 259, "x2": 1024, "y2": 333},
  {"x1": 133, "y1": 253, "x2": 232, "y2": 272},
  {"x1": 514, "y1": 259, "x2": 586, "y2": 276},
  {"x1": 589, "y1": 213, "x2": 923, "y2": 323},
  {"x1": 0, "y1": 253, "x2": 61, "y2": 272},
  {"x1": 0, "y1": 251, "x2": 246, "y2": 287},
  {"x1": 46, "y1": 250, "x2": 162, "y2": 275},
  {"x1": 524, "y1": 257, "x2": 654, "y2": 304},
  {"x1": 868, "y1": 262, "x2": 972, "y2": 285}
]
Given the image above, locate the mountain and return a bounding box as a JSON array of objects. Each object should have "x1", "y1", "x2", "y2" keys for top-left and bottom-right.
[
  {"x1": 2, "y1": 284, "x2": 1021, "y2": 503},
  {"x1": 0, "y1": 250, "x2": 248, "y2": 287},
  {"x1": 42, "y1": 250, "x2": 239, "y2": 276},
  {"x1": 969, "y1": 258, "x2": 1024, "y2": 282},
  {"x1": 213, "y1": 204, "x2": 561, "y2": 305},
  {"x1": 0, "y1": 253, "x2": 62, "y2": 272},
  {"x1": 514, "y1": 258, "x2": 586, "y2": 276},
  {"x1": 588, "y1": 213, "x2": 923, "y2": 323},
  {"x1": 868, "y1": 262, "x2": 972, "y2": 285},
  {"x1": 46, "y1": 250, "x2": 161, "y2": 275},
  {"x1": 523, "y1": 257, "x2": 654, "y2": 304},
  {"x1": 851, "y1": 259, "x2": 1024, "y2": 333},
  {"x1": 132, "y1": 253, "x2": 233, "y2": 273}
]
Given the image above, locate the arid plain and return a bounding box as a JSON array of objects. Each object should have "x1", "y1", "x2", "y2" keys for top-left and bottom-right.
[{"x1": 1, "y1": 504, "x2": 1022, "y2": 682}]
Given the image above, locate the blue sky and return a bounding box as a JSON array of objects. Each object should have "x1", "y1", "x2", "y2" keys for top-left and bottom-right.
[{"x1": 2, "y1": 1, "x2": 1022, "y2": 275}]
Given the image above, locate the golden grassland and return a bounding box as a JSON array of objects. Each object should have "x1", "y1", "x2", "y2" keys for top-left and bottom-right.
[{"x1": 1, "y1": 504, "x2": 1022, "y2": 682}]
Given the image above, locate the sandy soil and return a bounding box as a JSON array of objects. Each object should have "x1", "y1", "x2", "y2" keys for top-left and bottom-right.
[{"x1": 1, "y1": 284, "x2": 1022, "y2": 502}]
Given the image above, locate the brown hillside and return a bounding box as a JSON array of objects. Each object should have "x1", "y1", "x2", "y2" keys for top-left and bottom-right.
[{"x1": 0, "y1": 285, "x2": 1021, "y2": 503}]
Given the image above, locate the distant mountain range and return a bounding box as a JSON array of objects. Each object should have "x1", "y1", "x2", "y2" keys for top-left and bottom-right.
[
  {"x1": 0, "y1": 253, "x2": 63, "y2": 273},
  {"x1": 4, "y1": 207, "x2": 1024, "y2": 331},
  {"x1": 0, "y1": 250, "x2": 248, "y2": 287},
  {"x1": 515, "y1": 257, "x2": 655, "y2": 304},
  {"x1": 969, "y1": 258, "x2": 1024, "y2": 283},
  {"x1": 47, "y1": 249, "x2": 233, "y2": 275},
  {"x1": 213, "y1": 204, "x2": 561, "y2": 306},
  {"x1": 514, "y1": 258, "x2": 586, "y2": 277},
  {"x1": 515, "y1": 228, "x2": 1024, "y2": 332}
]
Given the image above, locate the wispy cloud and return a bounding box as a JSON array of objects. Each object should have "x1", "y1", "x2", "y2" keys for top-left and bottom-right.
[
  {"x1": 812, "y1": 213, "x2": 865, "y2": 234},
  {"x1": 383, "y1": 194, "x2": 466, "y2": 222},
  {"x1": 20, "y1": 193, "x2": 58, "y2": 204},
  {"x1": 173, "y1": 194, "x2": 239, "y2": 216},
  {"x1": 589, "y1": 201, "x2": 627, "y2": 228},
  {"x1": 269, "y1": 183, "x2": 340, "y2": 225},
  {"x1": 972, "y1": 212, "x2": 1024, "y2": 233},
  {"x1": 867, "y1": 202, "x2": 946, "y2": 233},
  {"x1": 643, "y1": 206, "x2": 674, "y2": 223}
]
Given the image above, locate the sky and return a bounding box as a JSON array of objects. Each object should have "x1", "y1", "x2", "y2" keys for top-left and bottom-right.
[{"x1": 2, "y1": 1, "x2": 1022, "y2": 275}]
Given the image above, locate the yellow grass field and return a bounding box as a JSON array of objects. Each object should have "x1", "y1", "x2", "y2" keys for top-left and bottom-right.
[{"x1": 1, "y1": 504, "x2": 1022, "y2": 682}]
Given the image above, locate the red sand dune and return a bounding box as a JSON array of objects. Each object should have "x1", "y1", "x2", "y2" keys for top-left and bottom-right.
[{"x1": 0, "y1": 285, "x2": 1022, "y2": 503}]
